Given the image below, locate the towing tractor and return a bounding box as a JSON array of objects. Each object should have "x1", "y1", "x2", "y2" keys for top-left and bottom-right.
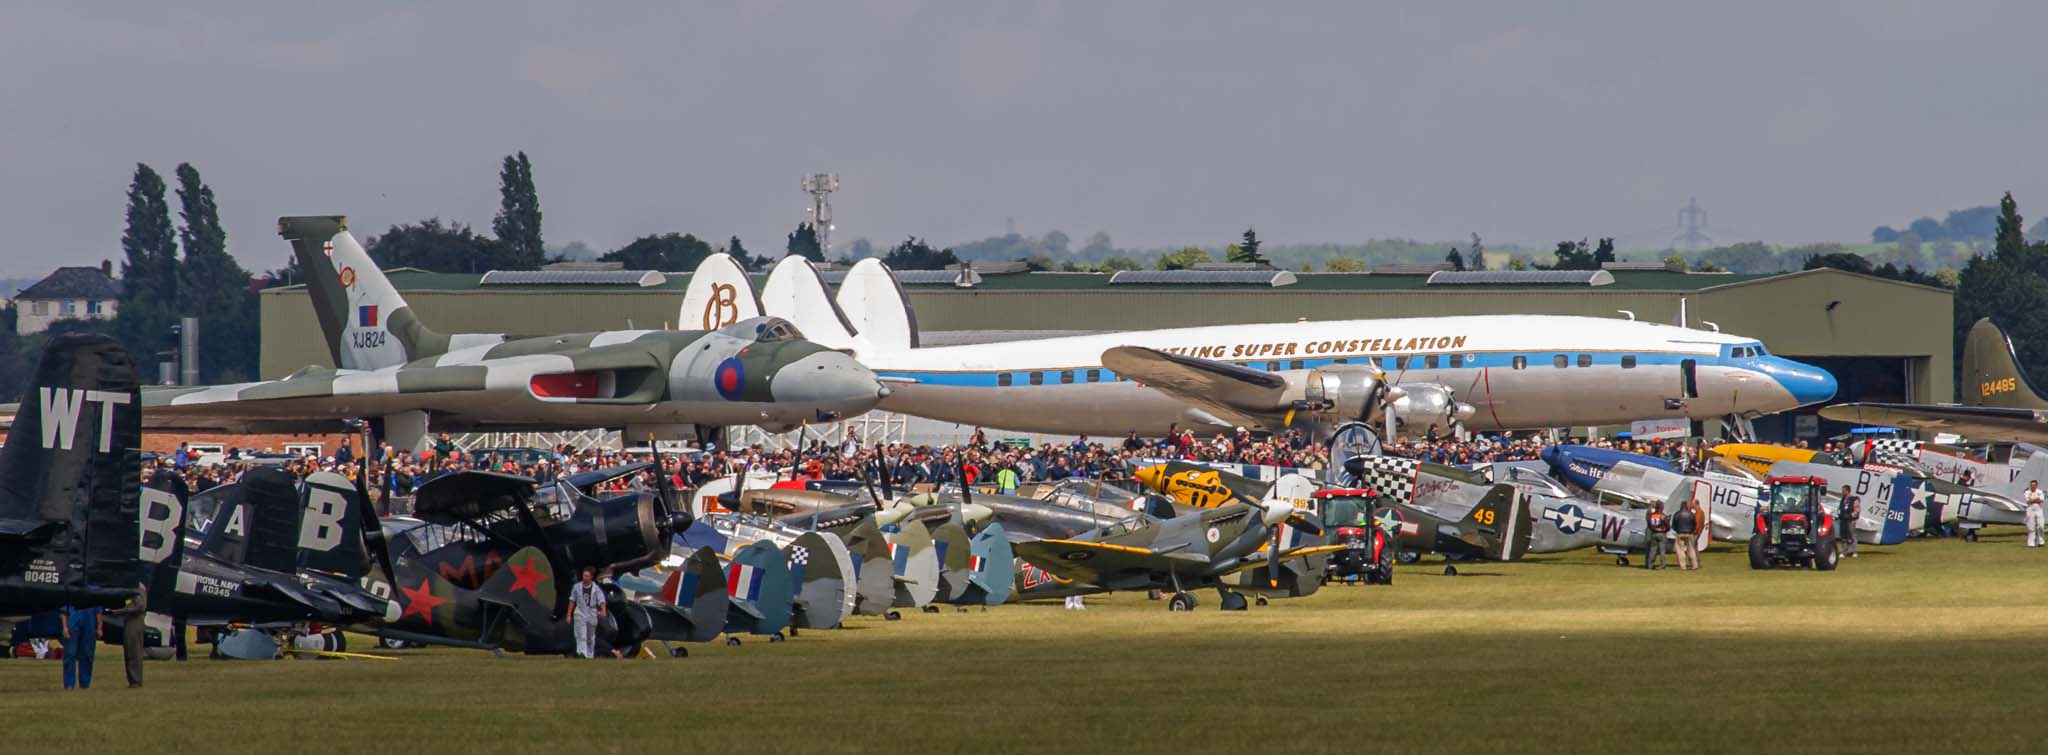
[{"x1": 1749, "y1": 476, "x2": 1840, "y2": 571}]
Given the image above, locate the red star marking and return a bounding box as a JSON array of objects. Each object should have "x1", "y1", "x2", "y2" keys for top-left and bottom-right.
[
  {"x1": 506, "y1": 557, "x2": 547, "y2": 600},
  {"x1": 399, "y1": 578, "x2": 447, "y2": 625}
]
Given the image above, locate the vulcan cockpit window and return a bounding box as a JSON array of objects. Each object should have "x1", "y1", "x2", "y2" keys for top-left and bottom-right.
[{"x1": 755, "y1": 320, "x2": 801, "y2": 343}]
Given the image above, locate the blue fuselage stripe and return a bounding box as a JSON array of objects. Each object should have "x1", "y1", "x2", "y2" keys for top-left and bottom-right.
[{"x1": 878, "y1": 351, "x2": 1756, "y2": 388}]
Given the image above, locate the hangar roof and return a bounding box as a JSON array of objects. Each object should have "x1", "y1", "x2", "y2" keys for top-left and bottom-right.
[{"x1": 315, "y1": 267, "x2": 1782, "y2": 294}]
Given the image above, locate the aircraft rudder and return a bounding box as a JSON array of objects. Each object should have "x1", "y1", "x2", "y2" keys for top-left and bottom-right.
[
  {"x1": 278, "y1": 215, "x2": 445, "y2": 369},
  {"x1": 1963, "y1": 318, "x2": 2048, "y2": 409},
  {"x1": 680, "y1": 253, "x2": 763, "y2": 331},
  {"x1": 0, "y1": 334, "x2": 143, "y2": 605},
  {"x1": 836, "y1": 258, "x2": 919, "y2": 351},
  {"x1": 760, "y1": 256, "x2": 859, "y2": 350}
]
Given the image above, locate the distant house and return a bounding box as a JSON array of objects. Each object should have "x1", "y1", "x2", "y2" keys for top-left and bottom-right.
[{"x1": 16, "y1": 263, "x2": 120, "y2": 335}]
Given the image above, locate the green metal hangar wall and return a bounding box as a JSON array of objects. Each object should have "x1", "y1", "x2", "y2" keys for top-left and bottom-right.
[{"x1": 259, "y1": 266, "x2": 1952, "y2": 442}]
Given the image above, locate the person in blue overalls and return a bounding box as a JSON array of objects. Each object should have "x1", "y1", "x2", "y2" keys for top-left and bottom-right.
[{"x1": 61, "y1": 604, "x2": 103, "y2": 689}]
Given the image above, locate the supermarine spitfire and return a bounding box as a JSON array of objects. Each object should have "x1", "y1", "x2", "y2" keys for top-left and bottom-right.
[{"x1": 1012, "y1": 497, "x2": 1337, "y2": 611}]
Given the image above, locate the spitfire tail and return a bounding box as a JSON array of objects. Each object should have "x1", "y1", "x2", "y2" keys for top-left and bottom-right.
[
  {"x1": 1962, "y1": 318, "x2": 2048, "y2": 409},
  {"x1": 835, "y1": 258, "x2": 919, "y2": 351},
  {"x1": 1467, "y1": 484, "x2": 1534, "y2": 561},
  {"x1": 659, "y1": 547, "x2": 730, "y2": 642},
  {"x1": 679, "y1": 253, "x2": 763, "y2": 331},
  {"x1": 760, "y1": 256, "x2": 859, "y2": 350},
  {"x1": 0, "y1": 334, "x2": 142, "y2": 612},
  {"x1": 279, "y1": 215, "x2": 450, "y2": 369},
  {"x1": 967, "y1": 523, "x2": 1014, "y2": 606}
]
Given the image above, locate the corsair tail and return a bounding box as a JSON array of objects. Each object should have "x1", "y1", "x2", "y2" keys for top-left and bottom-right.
[
  {"x1": 1962, "y1": 318, "x2": 2048, "y2": 409},
  {"x1": 760, "y1": 256, "x2": 860, "y2": 350},
  {"x1": 226, "y1": 466, "x2": 305, "y2": 574},
  {"x1": 0, "y1": 334, "x2": 143, "y2": 612},
  {"x1": 1468, "y1": 485, "x2": 1533, "y2": 561},
  {"x1": 296, "y1": 471, "x2": 369, "y2": 579},
  {"x1": 279, "y1": 215, "x2": 451, "y2": 369},
  {"x1": 680, "y1": 253, "x2": 763, "y2": 331},
  {"x1": 835, "y1": 258, "x2": 919, "y2": 351}
]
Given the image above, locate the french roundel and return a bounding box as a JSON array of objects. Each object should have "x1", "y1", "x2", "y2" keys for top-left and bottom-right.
[{"x1": 714, "y1": 357, "x2": 745, "y2": 400}]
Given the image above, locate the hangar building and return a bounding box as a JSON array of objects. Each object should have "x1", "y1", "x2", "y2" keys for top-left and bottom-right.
[{"x1": 258, "y1": 266, "x2": 1953, "y2": 443}]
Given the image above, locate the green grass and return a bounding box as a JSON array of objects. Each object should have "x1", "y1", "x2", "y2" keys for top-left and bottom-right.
[{"x1": 7, "y1": 528, "x2": 2046, "y2": 754}]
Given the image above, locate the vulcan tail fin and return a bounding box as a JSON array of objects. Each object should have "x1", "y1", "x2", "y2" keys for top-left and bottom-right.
[
  {"x1": 0, "y1": 334, "x2": 142, "y2": 612},
  {"x1": 760, "y1": 256, "x2": 859, "y2": 350},
  {"x1": 1962, "y1": 318, "x2": 2048, "y2": 409},
  {"x1": 835, "y1": 258, "x2": 918, "y2": 352},
  {"x1": 1467, "y1": 484, "x2": 1534, "y2": 561},
  {"x1": 679, "y1": 253, "x2": 763, "y2": 331},
  {"x1": 279, "y1": 215, "x2": 452, "y2": 369}
]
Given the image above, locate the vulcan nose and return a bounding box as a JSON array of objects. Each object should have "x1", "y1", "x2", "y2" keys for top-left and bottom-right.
[
  {"x1": 773, "y1": 350, "x2": 888, "y2": 410},
  {"x1": 1761, "y1": 357, "x2": 1838, "y2": 407}
]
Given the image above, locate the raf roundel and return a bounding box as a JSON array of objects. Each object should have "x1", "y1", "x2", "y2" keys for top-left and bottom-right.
[{"x1": 714, "y1": 357, "x2": 746, "y2": 401}]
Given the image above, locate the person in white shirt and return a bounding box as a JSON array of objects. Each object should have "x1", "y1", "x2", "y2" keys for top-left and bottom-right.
[
  {"x1": 2024, "y1": 480, "x2": 2045, "y2": 548},
  {"x1": 568, "y1": 567, "x2": 607, "y2": 658}
]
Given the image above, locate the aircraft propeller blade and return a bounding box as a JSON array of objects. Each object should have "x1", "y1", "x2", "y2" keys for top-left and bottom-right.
[
  {"x1": 1266, "y1": 524, "x2": 1282, "y2": 588},
  {"x1": 1285, "y1": 510, "x2": 1325, "y2": 537},
  {"x1": 355, "y1": 456, "x2": 398, "y2": 586}
]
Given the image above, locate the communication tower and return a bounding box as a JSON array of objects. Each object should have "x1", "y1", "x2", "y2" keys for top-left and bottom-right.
[
  {"x1": 803, "y1": 173, "x2": 839, "y2": 254},
  {"x1": 1672, "y1": 197, "x2": 1711, "y2": 249}
]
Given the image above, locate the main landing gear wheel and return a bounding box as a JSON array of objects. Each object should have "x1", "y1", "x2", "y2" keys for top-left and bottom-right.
[
  {"x1": 1964, "y1": 529, "x2": 1980, "y2": 542},
  {"x1": 1397, "y1": 551, "x2": 1420, "y2": 565},
  {"x1": 1615, "y1": 555, "x2": 1630, "y2": 567},
  {"x1": 769, "y1": 632, "x2": 786, "y2": 643},
  {"x1": 1254, "y1": 596, "x2": 1269, "y2": 607},
  {"x1": 922, "y1": 606, "x2": 940, "y2": 614},
  {"x1": 1219, "y1": 592, "x2": 1249, "y2": 612},
  {"x1": 1168, "y1": 592, "x2": 1198, "y2": 612},
  {"x1": 490, "y1": 647, "x2": 505, "y2": 658},
  {"x1": 787, "y1": 627, "x2": 799, "y2": 638},
  {"x1": 884, "y1": 611, "x2": 903, "y2": 621},
  {"x1": 670, "y1": 647, "x2": 689, "y2": 658},
  {"x1": 725, "y1": 637, "x2": 742, "y2": 647},
  {"x1": 1443, "y1": 564, "x2": 1459, "y2": 577}
]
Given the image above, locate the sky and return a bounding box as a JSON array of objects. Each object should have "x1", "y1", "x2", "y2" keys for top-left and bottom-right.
[{"x1": 3, "y1": 2, "x2": 2046, "y2": 277}]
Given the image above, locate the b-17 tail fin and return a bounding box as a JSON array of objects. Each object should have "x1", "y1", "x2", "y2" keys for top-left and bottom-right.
[
  {"x1": 1963, "y1": 318, "x2": 2048, "y2": 410},
  {"x1": 0, "y1": 334, "x2": 143, "y2": 613},
  {"x1": 679, "y1": 252, "x2": 763, "y2": 331}
]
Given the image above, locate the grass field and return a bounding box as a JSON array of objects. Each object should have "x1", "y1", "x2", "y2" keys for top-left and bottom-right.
[{"x1": 6, "y1": 528, "x2": 2046, "y2": 754}]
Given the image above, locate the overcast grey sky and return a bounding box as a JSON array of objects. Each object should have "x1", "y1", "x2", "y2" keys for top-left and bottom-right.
[{"x1": 3, "y1": 2, "x2": 2045, "y2": 276}]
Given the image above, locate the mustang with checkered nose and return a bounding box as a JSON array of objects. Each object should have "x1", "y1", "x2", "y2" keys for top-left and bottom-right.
[{"x1": 130, "y1": 216, "x2": 887, "y2": 451}]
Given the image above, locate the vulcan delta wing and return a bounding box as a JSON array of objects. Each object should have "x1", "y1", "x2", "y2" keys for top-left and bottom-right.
[
  {"x1": 0, "y1": 335, "x2": 144, "y2": 622},
  {"x1": 125, "y1": 215, "x2": 887, "y2": 452},
  {"x1": 1012, "y1": 498, "x2": 1336, "y2": 612}
]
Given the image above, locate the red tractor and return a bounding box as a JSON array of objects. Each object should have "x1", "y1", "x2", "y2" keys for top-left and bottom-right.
[{"x1": 1749, "y1": 476, "x2": 1840, "y2": 571}]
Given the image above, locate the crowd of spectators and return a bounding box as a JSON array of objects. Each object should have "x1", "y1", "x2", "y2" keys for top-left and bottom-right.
[{"x1": 140, "y1": 426, "x2": 1739, "y2": 509}]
